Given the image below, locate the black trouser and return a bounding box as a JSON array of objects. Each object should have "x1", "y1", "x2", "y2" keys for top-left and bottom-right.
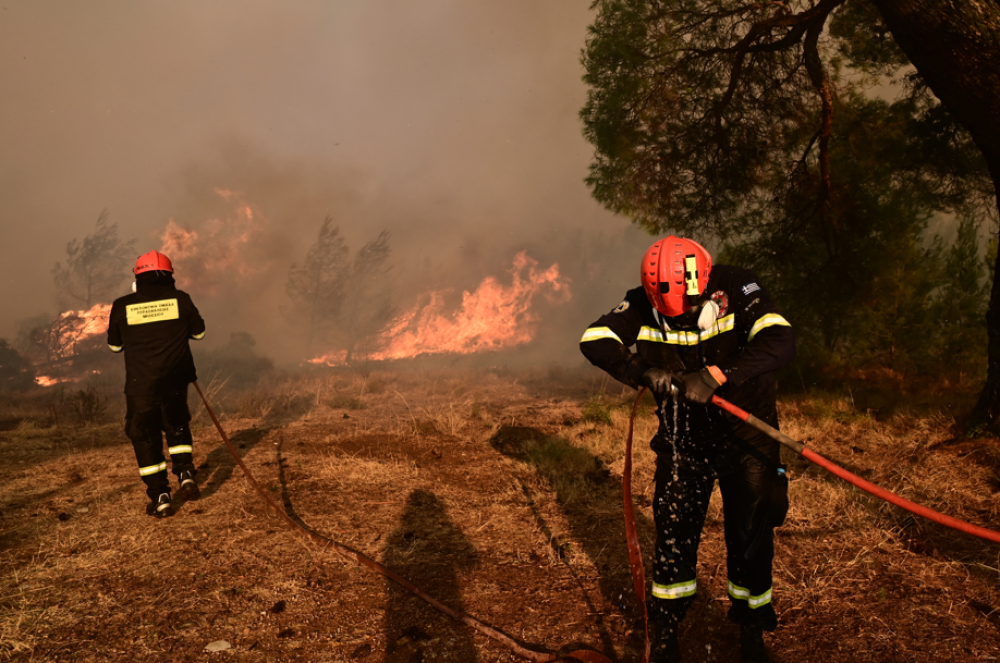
[
  {"x1": 649, "y1": 417, "x2": 788, "y2": 632},
  {"x1": 125, "y1": 387, "x2": 196, "y2": 501}
]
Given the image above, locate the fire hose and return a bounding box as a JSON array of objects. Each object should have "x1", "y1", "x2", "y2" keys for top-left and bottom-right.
[
  {"x1": 193, "y1": 382, "x2": 615, "y2": 663},
  {"x1": 619, "y1": 385, "x2": 1000, "y2": 663},
  {"x1": 194, "y1": 374, "x2": 1000, "y2": 663},
  {"x1": 705, "y1": 392, "x2": 1000, "y2": 545}
]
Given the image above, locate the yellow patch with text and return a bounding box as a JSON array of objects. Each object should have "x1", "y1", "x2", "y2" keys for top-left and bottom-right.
[{"x1": 126, "y1": 298, "x2": 179, "y2": 325}]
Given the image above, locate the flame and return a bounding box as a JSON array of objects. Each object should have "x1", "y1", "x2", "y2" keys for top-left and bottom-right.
[
  {"x1": 35, "y1": 369, "x2": 101, "y2": 388},
  {"x1": 35, "y1": 375, "x2": 71, "y2": 387},
  {"x1": 310, "y1": 252, "x2": 571, "y2": 365},
  {"x1": 49, "y1": 303, "x2": 112, "y2": 359},
  {"x1": 158, "y1": 189, "x2": 262, "y2": 291},
  {"x1": 160, "y1": 220, "x2": 199, "y2": 261},
  {"x1": 31, "y1": 303, "x2": 112, "y2": 387},
  {"x1": 308, "y1": 349, "x2": 348, "y2": 367}
]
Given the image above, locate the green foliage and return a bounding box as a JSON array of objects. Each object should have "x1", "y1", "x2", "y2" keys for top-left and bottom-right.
[
  {"x1": 581, "y1": 398, "x2": 613, "y2": 426},
  {"x1": 929, "y1": 216, "x2": 989, "y2": 382},
  {"x1": 828, "y1": 0, "x2": 910, "y2": 78},
  {"x1": 581, "y1": 0, "x2": 994, "y2": 380},
  {"x1": 52, "y1": 210, "x2": 136, "y2": 310}
]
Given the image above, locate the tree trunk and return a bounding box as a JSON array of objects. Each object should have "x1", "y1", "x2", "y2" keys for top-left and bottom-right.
[{"x1": 872, "y1": 0, "x2": 1000, "y2": 433}]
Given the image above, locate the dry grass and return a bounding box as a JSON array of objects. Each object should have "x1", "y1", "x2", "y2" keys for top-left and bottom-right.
[{"x1": 1, "y1": 368, "x2": 999, "y2": 662}]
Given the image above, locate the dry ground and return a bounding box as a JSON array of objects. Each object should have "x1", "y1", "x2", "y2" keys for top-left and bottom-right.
[{"x1": 2, "y1": 366, "x2": 1000, "y2": 662}]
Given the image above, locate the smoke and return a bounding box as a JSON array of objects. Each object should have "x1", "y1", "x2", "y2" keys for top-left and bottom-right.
[{"x1": 0, "y1": 1, "x2": 653, "y2": 369}]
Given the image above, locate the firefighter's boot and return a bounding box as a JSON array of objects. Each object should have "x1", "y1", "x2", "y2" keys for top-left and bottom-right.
[
  {"x1": 649, "y1": 622, "x2": 682, "y2": 663},
  {"x1": 176, "y1": 470, "x2": 201, "y2": 501},
  {"x1": 146, "y1": 492, "x2": 174, "y2": 518},
  {"x1": 739, "y1": 625, "x2": 770, "y2": 663}
]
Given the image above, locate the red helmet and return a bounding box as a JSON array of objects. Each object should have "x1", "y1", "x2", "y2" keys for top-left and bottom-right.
[
  {"x1": 641, "y1": 236, "x2": 713, "y2": 317},
  {"x1": 133, "y1": 250, "x2": 173, "y2": 275}
]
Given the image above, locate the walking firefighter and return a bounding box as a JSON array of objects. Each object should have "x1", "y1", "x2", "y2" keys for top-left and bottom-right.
[
  {"x1": 580, "y1": 236, "x2": 795, "y2": 663},
  {"x1": 107, "y1": 250, "x2": 206, "y2": 518}
]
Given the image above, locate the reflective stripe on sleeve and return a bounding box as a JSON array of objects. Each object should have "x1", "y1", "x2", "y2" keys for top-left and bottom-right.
[
  {"x1": 652, "y1": 579, "x2": 697, "y2": 600},
  {"x1": 168, "y1": 445, "x2": 193, "y2": 456},
  {"x1": 139, "y1": 462, "x2": 168, "y2": 477},
  {"x1": 580, "y1": 326, "x2": 623, "y2": 344},
  {"x1": 108, "y1": 344, "x2": 123, "y2": 353},
  {"x1": 191, "y1": 331, "x2": 206, "y2": 340},
  {"x1": 728, "y1": 580, "x2": 772, "y2": 609},
  {"x1": 747, "y1": 314, "x2": 791, "y2": 342}
]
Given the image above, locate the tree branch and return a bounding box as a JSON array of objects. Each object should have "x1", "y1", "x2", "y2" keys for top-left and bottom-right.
[{"x1": 699, "y1": 0, "x2": 845, "y2": 135}]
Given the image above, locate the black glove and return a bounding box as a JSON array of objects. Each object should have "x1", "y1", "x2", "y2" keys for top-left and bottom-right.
[
  {"x1": 679, "y1": 368, "x2": 721, "y2": 405},
  {"x1": 640, "y1": 368, "x2": 678, "y2": 396}
]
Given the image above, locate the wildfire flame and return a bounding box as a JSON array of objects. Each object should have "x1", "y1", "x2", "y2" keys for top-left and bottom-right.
[
  {"x1": 159, "y1": 188, "x2": 262, "y2": 291},
  {"x1": 310, "y1": 251, "x2": 571, "y2": 365},
  {"x1": 49, "y1": 303, "x2": 112, "y2": 359},
  {"x1": 33, "y1": 303, "x2": 112, "y2": 386},
  {"x1": 35, "y1": 375, "x2": 70, "y2": 387}
]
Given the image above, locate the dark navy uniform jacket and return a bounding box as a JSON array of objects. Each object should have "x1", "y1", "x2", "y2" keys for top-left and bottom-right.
[
  {"x1": 107, "y1": 282, "x2": 205, "y2": 396},
  {"x1": 580, "y1": 265, "x2": 795, "y2": 450}
]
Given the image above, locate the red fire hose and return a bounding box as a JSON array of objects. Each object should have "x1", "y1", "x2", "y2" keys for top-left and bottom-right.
[
  {"x1": 619, "y1": 387, "x2": 1000, "y2": 663},
  {"x1": 708, "y1": 393, "x2": 1000, "y2": 545}
]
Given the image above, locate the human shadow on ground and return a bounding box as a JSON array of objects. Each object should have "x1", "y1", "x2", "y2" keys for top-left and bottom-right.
[
  {"x1": 489, "y1": 425, "x2": 657, "y2": 662},
  {"x1": 381, "y1": 489, "x2": 479, "y2": 663}
]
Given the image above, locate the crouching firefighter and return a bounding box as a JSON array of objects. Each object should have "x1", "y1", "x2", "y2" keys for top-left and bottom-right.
[
  {"x1": 107, "y1": 250, "x2": 206, "y2": 518},
  {"x1": 580, "y1": 237, "x2": 795, "y2": 663}
]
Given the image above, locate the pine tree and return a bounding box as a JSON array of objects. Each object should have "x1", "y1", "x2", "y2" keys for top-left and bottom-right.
[
  {"x1": 286, "y1": 219, "x2": 395, "y2": 362},
  {"x1": 52, "y1": 210, "x2": 136, "y2": 310}
]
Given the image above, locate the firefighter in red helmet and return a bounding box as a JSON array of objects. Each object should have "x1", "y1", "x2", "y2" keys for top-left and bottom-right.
[
  {"x1": 580, "y1": 237, "x2": 795, "y2": 663},
  {"x1": 107, "y1": 250, "x2": 206, "y2": 518}
]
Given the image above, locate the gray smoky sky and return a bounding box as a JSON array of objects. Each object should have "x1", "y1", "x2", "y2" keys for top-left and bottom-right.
[{"x1": 0, "y1": 1, "x2": 653, "y2": 366}]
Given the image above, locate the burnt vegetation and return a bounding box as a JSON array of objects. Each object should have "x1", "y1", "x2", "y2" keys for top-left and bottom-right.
[{"x1": 1, "y1": 366, "x2": 1000, "y2": 661}]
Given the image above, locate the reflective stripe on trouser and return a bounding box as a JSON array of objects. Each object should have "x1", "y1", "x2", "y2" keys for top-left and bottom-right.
[
  {"x1": 651, "y1": 423, "x2": 784, "y2": 632},
  {"x1": 126, "y1": 387, "x2": 196, "y2": 500},
  {"x1": 727, "y1": 581, "x2": 772, "y2": 609},
  {"x1": 139, "y1": 461, "x2": 168, "y2": 476},
  {"x1": 652, "y1": 579, "x2": 697, "y2": 600}
]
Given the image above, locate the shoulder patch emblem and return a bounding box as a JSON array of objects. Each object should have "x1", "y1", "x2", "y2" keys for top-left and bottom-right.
[
  {"x1": 710, "y1": 291, "x2": 728, "y2": 318},
  {"x1": 741, "y1": 282, "x2": 760, "y2": 296},
  {"x1": 613, "y1": 300, "x2": 630, "y2": 313}
]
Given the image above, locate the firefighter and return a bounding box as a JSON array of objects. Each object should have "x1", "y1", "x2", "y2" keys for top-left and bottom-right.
[
  {"x1": 107, "y1": 250, "x2": 206, "y2": 518},
  {"x1": 580, "y1": 237, "x2": 795, "y2": 663}
]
